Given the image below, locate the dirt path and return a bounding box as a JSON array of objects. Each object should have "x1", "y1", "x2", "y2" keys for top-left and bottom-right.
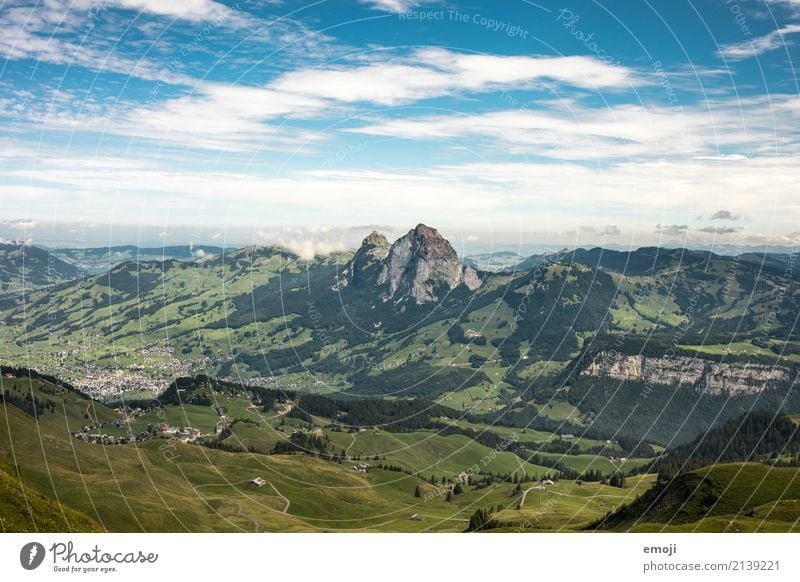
[
  {"x1": 267, "y1": 481, "x2": 290, "y2": 513},
  {"x1": 519, "y1": 485, "x2": 545, "y2": 508},
  {"x1": 344, "y1": 432, "x2": 358, "y2": 456},
  {"x1": 188, "y1": 478, "x2": 291, "y2": 531}
]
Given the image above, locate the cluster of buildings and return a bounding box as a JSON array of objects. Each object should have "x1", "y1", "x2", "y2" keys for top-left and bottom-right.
[
  {"x1": 157, "y1": 423, "x2": 204, "y2": 443},
  {"x1": 71, "y1": 431, "x2": 137, "y2": 445}
]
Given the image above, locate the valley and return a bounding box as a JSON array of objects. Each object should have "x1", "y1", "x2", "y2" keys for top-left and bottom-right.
[{"x1": 1, "y1": 226, "x2": 798, "y2": 532}]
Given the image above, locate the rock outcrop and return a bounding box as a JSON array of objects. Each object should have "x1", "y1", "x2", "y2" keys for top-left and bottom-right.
[
  {"x1": 333, "y1": 231, "x2": 389, "y2": 290},
  {"x1": 336, "y1": 224, "x2": 481, "y2": 303},
  {"x1": 581, "y1": 351, "x2": 793, "y2": 395},
  {"x1": 376, "y1": 224, "x2": 480, "y2": 303}
]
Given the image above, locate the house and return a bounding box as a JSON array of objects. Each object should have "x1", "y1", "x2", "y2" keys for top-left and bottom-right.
[
  {"x1": 541, "y1": 478, "x2": 555, "y2": 486},
  {"x1": 215, "y1": 417, "x2": 232, "y2": 435},
  {"x1": 408, "y1": 513, "x2": 423, "y2": 521},
  {"x1": 560, "y1": 434, "x2": 575, "y2": 441},
  {"x1": 250, "y1": 477, "x2": 266, "y2": 487},
  {"x1": 456, "y1": 471, "x2": 470, "y2": 484}
]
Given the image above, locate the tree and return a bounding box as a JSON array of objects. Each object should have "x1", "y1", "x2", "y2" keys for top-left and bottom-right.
[
  {"x1": 453, "y1": 483, "x2": 464, "y2": 495},
  {"x1": 414, "y1": 485, "x2": 422, "y2": 498}
]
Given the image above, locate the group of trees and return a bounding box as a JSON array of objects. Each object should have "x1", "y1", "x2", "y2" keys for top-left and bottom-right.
[{"x1": 654, "y1": 412, "x2": 800, "y2": 478}]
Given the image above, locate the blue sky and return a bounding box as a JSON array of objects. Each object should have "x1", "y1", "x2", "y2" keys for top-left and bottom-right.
[{"x1": 0, "y1": 0, "x2": 798, "y2": 252}]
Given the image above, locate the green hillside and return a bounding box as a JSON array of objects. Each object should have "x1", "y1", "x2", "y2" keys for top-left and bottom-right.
[
  {"x1": 0, "y1": 463, "x2": 101, "y2": 532},
  {"x1": 596, "y1": 463, "x2": 800, "y2": 532}
]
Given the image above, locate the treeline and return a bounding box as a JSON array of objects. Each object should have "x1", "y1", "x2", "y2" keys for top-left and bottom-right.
[
  {"x1": 563, "y1": 376, "x2": 800, "y2": 446},
  {"x1": 290, "y1": 393, "x2": 458, "y2": 431},
  {"x1": 654, "y1": 412, "x2": 800, "y2": 478},
  {"x1": 348, "y1": 362, "x2": 489, "y2": 398},
  {"x1": 0, "y1": 389, "x2": 54, "y2": 418},
  {"x1": 157, "y1": 375, "x2": 294, "y2": 409},
  {"x1": 0, "y1": 366, "x2": 86, "y2": 398}
]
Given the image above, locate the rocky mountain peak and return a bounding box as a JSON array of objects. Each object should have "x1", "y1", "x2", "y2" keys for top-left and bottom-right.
[
  {"x1": 333, "y1": 230, "x2": 390, "y2": 290},
  {"x1": 377, "y1": 224, "x2": 481, "y2": 303},
  {"x1": 360, "y1": 230, "x2": 390, "y2": 260},
  {"x1": 335, "y1": 224, "x2": 481, "y2": 302}
]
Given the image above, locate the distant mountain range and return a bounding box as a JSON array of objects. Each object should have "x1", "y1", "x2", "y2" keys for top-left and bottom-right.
[
  {"x1": 1, "y1": 225, "x2": 798, "y2": 444},
  {"x1": 47, "y1": 244, "x2": 228, "y2": 274},
  {"x1": 0, "y1": 242, "x2": 81, "y2": 295}
]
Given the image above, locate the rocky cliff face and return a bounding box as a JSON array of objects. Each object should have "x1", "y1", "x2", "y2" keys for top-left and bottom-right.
[
  {"x1": 377, "y1": 224, "x2": 481, "y2": 303},
  {"x1": 336, "y1": 224, "x2": 481, "y2": 303},
  {"x1": 333, "y1": 231, "x2": 389, "y2": 290},
  {"x1": 581, "y1": 351, "x2": 793, "y2": 395}
]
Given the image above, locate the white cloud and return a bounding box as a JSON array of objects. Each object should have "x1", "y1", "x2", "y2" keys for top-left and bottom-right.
[
  {"x1": 281, "y1": 239, "x2": 346, "y2": 261},
  {"x1": 273, "y1": 49, "x2": 638, "y2": 106},
  {"x1": 360, "y1": 0, "x2": 421, "y2": 11},
  {"x1": 2, "y1": 218, "x2": 38, "y2": 229},
  {"x1": 656, "y1": 224, "x2": 689, "y2": 236},
  {"x1": 115, "y1": 0, "x2": 239, "y2": 23},
  {"x1": 709, "y1": 210, "x2": 740, "y2": 221},
  {"x1": 10, "y1": 48, "x2": 641, "y2": 153},
  {"x1": 718, "y1": 23, "x2": 800, "y2": 60},
  {"x1": 349, "y1": 94, "x2": 800, "y2": 161},
  {"x1": 698, "y1": 226, "x2": 742, "y2": 234}
]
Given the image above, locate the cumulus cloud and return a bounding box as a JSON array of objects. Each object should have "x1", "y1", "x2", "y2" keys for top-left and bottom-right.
[
  {"x1": 360, "y1": 0, "x2": 420, "y2": 11},
  {"x1": 2, "y1": 218, "x2": 37, "y2": 229},
  {"x1": 718, "y1": 23, "x2": 800, "y2": 60},
  {"x1": 656, "y1": 224, "x2": 689, "y2": 236},
  {"x1": 709, "y1": 210, "x2": 740, "y2": 221},
  {"x1": 282, "y1": 239, "x2": 346, "y2": 261},
  {"x1": 600, "y1": 225, "x2": 621, "y2": 236},
  {"x1": 698, "y1": 226, "x2": 742, "y2": 235},
  {"x1": 350, "y1": 94, "x2": 800, "y2": 162}
]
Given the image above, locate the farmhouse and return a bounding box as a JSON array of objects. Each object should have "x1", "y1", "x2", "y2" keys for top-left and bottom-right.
[
  {"x1": 560, "y1": 434, "x2": 575, "y2": 441},
  {"x1": 215, "y1": 417, "x2": 232, "y2": 434},
  {"x1": 250, "y1": 477, "x2": 266, "y2": 487}
]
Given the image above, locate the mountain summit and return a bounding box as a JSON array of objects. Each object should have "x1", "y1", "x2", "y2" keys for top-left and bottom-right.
[
  {"x1": 337, "y1": 224, "x2": 480, "y2": 304},
  {"x1": 333, "y1": 230, "x2": 390, "y2": 290}
]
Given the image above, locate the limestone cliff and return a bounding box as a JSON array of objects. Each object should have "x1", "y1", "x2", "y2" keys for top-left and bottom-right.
[{"x1": 581, "y1": 351, "x2": 793, "y2": 395}]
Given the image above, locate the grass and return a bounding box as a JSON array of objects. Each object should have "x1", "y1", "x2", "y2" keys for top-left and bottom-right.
[{"x1": 604, "y1": 462, "x2": 800, "y2": 532}]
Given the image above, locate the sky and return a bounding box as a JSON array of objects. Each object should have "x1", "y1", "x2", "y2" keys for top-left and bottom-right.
[{"x1": 0, "y1": 0, "x2": 798, "y2": 253}]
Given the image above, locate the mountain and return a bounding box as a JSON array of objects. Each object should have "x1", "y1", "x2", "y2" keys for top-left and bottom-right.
[
  {"x1": 333, "y1": 230, "x2": 389, "y2": 290},
  {"x1": 462, "y1": 251, "x2": 522, "y2": 272},
  {"x1": 48, "y1": 244, "x2": 227, "y2": 274},
  {"x1": 1, "y1": 226, "x2": 799, "y2": 440},
  {"x1": 339, "y1": 224, "x2": 481, "y2": 304},
  {"x1": 512, "y1": 246, "x2": 796, "y2": 278},
  {"x1": 0, "y1": 242, "x2": 82, "y2": 295},
  {"x1": 594, "y1": 462, "x2": 800, "y2": 532}
]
